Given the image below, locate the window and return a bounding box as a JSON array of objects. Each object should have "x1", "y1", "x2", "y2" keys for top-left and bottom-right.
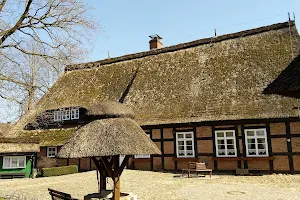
[
  {"x1": 215, "y1": 130, "x2": 237, "y2": 157},
  {"x1": 61, "y1": 109, "x2": 70, "y2": 120},
  {"x1": 71, "y1": 108, "x2": 79, "y2": 119},
  {"x1": 54, "y1": 108, "x2": 79, "y2": 121},
  {"x1": 176, "y1": 131, "x2": 195, "y2": 158},
  {"x1": 135, "y1": 133, "x2": 151, "y2": 158},
  {"x1": 245, "y1": 129, "x2": 268, "y2": 157},
  {"x1": 47, "y1": 147, "x2": 58, "y2": 158},
  {"x1": 3, "y1": 156, "x2": 26, "y2": 169},
  {"x1": 54, "y1": 110, "x2": 62, "y2": 121}
]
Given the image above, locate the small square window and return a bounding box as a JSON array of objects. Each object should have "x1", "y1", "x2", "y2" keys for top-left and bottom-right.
[{"x1": 47, "y1": 146, "x2": 58, "y2": 158}]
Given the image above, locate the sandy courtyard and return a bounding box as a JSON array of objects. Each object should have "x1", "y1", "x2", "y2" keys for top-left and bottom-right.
[{"x1": 1, "y1": 170, "x2": 300, "y2": 200}]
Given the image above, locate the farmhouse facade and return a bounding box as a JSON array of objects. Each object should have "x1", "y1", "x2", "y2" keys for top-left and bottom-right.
[{"x1": 9, "y1": 21, "x2": 300, "y2": 174}]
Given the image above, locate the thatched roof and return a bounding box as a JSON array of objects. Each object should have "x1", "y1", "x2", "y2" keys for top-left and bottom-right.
[
  {"x1": 58, "y1": 118, "x2": 161, "y2": 158},
  {"x1": 0, "y1": 137, "x2": 39, "y2": 153},
  {"x1": 15, "y1": 128, "x2": 75, "y2": 146},
  {"x1": 0, "y1": 123, "x2": 12, "y2": 137},
  {"x1": 86, "y1": 101, "x2": 135, "y2": 119},
  {"x1": 263, "y1": 53, "x2": 300, "y2": 98},
  {"x1": 11, "y1": 21, "x2": 300, "y2": 133}
]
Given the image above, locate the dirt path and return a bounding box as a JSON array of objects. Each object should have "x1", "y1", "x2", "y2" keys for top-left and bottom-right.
[{"x1": 1, "y1": 170, "x2": 300, "y2": 200}]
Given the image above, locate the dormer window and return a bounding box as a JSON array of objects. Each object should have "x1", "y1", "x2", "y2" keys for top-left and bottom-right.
[
  {"x1": 54, "y1": 108, "x2": 79, "y2": 121},
  {"x1": 71, "y1": 108, "x2": 79, "y2": 119}
]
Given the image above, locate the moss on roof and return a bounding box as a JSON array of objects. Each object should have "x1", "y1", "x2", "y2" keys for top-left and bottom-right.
[
  {"x1": 12, "y1": 21, "x2": 300, "y2": 129},
  {"x1": 17, "y1": 128, "x2": 76, "y2": 146}
]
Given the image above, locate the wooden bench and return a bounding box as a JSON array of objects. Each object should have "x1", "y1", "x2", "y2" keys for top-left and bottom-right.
[
  {"x1": 0, "y1": 172, "x2": 27, "y2": 179},
  {"x1": 182, "y1": 162, "x2": 212, "y2": 178},
  {"x1": 48, "y1": 188, "x2": 78, "y2": 200}
]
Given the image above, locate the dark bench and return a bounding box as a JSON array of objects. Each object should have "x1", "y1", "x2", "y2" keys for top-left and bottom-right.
[
  {"x1": 48, "y1": 188, "x2": 78, "y2": 200},
  {"x1": 182, "y1": 162, "x2": 212, "y2": 178},
  {"x1": 0, "y1": 172, "x2": 27, "y2": 179}
]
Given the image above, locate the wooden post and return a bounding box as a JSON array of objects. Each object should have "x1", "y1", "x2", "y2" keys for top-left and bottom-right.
[
  {"x1": 113, "y1": 155, "x2": 120, "y2": 200},
  {"x1": 92, "y1": 157, "x2": 107, "y2": 193}
]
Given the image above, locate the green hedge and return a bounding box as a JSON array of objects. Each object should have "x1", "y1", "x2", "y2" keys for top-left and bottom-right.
[{"x1": 42, "y1": 165, "x2": 78, "y2": 177}]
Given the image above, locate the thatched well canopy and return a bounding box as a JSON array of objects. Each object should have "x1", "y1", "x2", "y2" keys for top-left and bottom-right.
[
  {"x1": 58, "y1": 118, "x2": 161, "y2": 158},
  {"x1": 263, "y1": 53, "x2": 300, "y2": 98},
  {"x1": 86, "y1": 101, "x2": 135, "y2": 119}
]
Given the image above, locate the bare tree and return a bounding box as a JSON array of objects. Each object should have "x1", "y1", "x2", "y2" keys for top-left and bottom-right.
[{"x1": 0, "y1": 0, "x2": 99, "y2": 120}]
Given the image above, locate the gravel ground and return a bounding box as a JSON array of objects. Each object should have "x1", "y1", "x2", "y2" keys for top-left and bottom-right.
[{"x1": 1, "y1": 170, "x2": 300, "y2": 200}]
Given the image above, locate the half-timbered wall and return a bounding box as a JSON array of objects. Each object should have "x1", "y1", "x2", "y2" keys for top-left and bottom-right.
[{"x1": 130, "y1": 119, "x2": 300, "y2": 173}]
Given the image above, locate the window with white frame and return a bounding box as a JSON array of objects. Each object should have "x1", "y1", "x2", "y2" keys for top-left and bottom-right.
[
  {"x1": 47, "y1": 147, "x2": 58, "y2": 158},
  {"x1": 135, "y1": 133, "x2": 151, "y2": 158},
  {"x1": 71, "y1": 108, "x2": 80, "y2": 119},
  {"x1": 215, "y1": 130, "x2": 237, "y2": 157},
  {"x1": 54, "y1": 110, "x2": 62, "y2": 121},
  {"x1": 245, "y1": 128, "x2": 268, "y2": 157},
  {"x1": 3, "y1": 156, "x2": 26, "y2": 169},
  {"x1": 61, "y1": 109, "x2": 70, "y2": 120},
  {"x1": 176, "y1": 131, "x2": 195, "y2": 158},
  {"x1": 54, "y1": 108, "x2": 79, "y2": 121}
]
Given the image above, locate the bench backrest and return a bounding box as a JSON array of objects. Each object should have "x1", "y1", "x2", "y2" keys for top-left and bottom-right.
[
  {"x1": 188, "y1": 162, "x2": 207, "y2": 170},
  {"x1": 196, "y1": 162, "x2": 207, "y2": 170},
  {"x1": 48, "y1": 188, "x2": 78, "y2": 200}
]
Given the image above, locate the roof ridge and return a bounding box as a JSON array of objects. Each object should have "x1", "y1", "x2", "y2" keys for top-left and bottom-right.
[{"x1": 66, "y1": 21, "x2": 294, "y2": 72}]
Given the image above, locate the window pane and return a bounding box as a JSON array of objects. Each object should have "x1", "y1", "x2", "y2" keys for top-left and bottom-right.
[
  {"x1": 258, "y1": 143, "x2": 266, "y2": 149},
  {"x1": 178, "y1": 141, "x2": 184, "y2": 145},
  {"x1": 185, "y1": 133, "x2": 192, "y2": 138},
  {"x1": 248, "y1": 143, "x2": 256, "y2": 149},
  {"x1": 178, "y1": 146, "x2": 184, "y2": 150},
  {"x1": 247, "y1": 139, "x2": 255, "y2": 144},
  {"x1": 186, "y1": 146, "x2": 193, "y2": 150},
  {"x1": 218, "y1": 150, "x2": 225, "y2": 155},
  {"x1": 218, "y1": 145, "x2": 225, "y2": 149},
  {"x1": 226, "y1": 132, "x2": 233, "y2": 137},
  {"x1": 228, "y1": 150, "x2": 235, "y2": 155},
  {"x1": 256, "y1": 130, "x2": 265, "y2": 136},
  {"x1": 186, "y1": 151, "x2": 193, "y2": 156},
  {"x1": 247, "y1": 131, "x2": 255, "y2": 136},
  {"x1": 3, "y1": 157, "x2": 10, "y2": 168},
  {"x1": 227, "y1": 145, "x2": 234, "y2": 149},
  {"x1": 186, "y1": 141, "x2": 192, "y2": 145},
  {"x1": 248, "y1": 150, "x2": 256, "y2": 155},
  {"x1": 227, "y1": 139, "x2": 234, "y2": 145},
  {"x1": 18, "y1": 157, "x2": 25, "y2": 167},
  {"x1": 177, "y1": 134, "x2": 184, "y2": 139},
  {"x1": 217, "y1": 132, "x2": 224, "y2": 137},
  {"x1": 178, "y1": 151, "x2": 185, "y2": 156},
  {"x1": 217, "y1": 140, "x2": 224, "y2": 144},
  {"x1": 257, "y1": 138, "x2": 265, "y2": 144},
  {"x1": 11, "y1": 158, "x2": 18, "y2": 168},
  {"x1": 258, "y1": 150, "x2": 267, "y2": 155}
]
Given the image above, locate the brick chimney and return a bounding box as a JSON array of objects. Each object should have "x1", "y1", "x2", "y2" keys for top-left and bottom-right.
[{"x1": 149, "y1": 34, "x2": 163, "y2": 50}]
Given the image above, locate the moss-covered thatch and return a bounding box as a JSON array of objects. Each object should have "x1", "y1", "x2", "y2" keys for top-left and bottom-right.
[
  {"x1": 31, "y1": 21, "x2": 300, "y2": 125},
  {"x1": 58, "y1": 118, "x2": 161, "y2": 158},
  {"x1": 263, "y1": 53, "x2": 300, "y2": 98},
  {"x1": 10, "y1": 22, "x2": 300, "y2": 132},
  {"x1": 86, "y1": 101, "x2": 135, "y2": 119},
  {"x1": 17, "y1": 128, "x2": 76, "y2": 146}
]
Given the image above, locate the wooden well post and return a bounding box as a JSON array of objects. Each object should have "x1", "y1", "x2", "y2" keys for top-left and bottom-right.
[{"x1": 92, "y1": 155, "x2": 130, "y2": 200}]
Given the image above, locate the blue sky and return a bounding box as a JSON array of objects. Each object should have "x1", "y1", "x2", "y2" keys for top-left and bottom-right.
[
  {"x1": 86, "y1": 0, "x2": 300, "y2": 62},
  {"x1": 1, "y1": 1, "x2": 299, "y2": 122}
]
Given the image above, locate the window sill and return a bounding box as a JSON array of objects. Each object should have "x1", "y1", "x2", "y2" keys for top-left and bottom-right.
[
  {"x1": 172, "y1": 157, "x2": 198, "y2": 162},
  {"x1": 132, "y1": 158, "x2": 151, "y2": 161},
  {"x1": 211, "y1": 157, "x2": 274, "y2": 161}
]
